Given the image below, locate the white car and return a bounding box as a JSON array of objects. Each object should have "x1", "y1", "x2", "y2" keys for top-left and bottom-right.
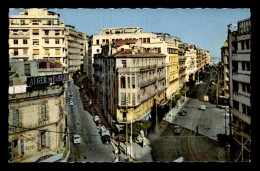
[
  {"x1": 69, "y1": 100, "x2": 74, "y2": 106},
  {"x1": 94, "y1": 115, "x2": 99, "y2": 122},
  {"x1": 72, "y1": 134, "x2": 81, "y2": 144},
  {"x1": 201, "y1": 105, "x2": 206, "y2": 110}
]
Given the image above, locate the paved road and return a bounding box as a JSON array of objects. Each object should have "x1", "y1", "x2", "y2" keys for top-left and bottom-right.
[{"x1": 67, "y1": 80, "x2": 115, "y2": 163}]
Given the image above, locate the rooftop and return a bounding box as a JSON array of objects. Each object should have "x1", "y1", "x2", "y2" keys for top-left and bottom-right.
[{"x1": 111, "y1": 49, "x2": 166, "y2": 58}]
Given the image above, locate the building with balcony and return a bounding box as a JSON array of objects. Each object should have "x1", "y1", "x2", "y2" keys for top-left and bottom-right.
[
  {"x1": 93, "y1": 39, "x2": 167, "y2": 129},
  {"x1": 8, "y1": 59, "x2": 69, "y2": 162},
  {"x1": 65, "y1": 25, "x2": 88, "y2": 75},
  {"x1": 218, "y1": 41, "x2": 229, "y2": 105},
  {"x1": 87, "y1": 27, "x2": 179, "y2": 101},
  {"x1": 9, "y1": 8, "x2": 67, "y2": 73},
  {"x1": 228, "y1": 18, "x2": 251, "y2": 161}
]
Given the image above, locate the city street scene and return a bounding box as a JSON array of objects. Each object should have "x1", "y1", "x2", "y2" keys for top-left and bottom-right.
[{"x1": 8, "y1": 8, "x2": 252, "y2": 163}]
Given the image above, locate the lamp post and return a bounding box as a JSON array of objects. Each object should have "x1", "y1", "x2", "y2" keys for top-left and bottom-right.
[
  {"x1": 130, "y1": 112, "x2": 133, "y2": 158},
  {"x1": 155, "y1": 101, "x2": 158, "y2": 134}
]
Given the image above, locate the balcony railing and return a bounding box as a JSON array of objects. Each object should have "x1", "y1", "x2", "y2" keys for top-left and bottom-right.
[
  {"x1": 230, "y1": 108, "x2": 250, "y2": 125},
  {"x1": 232, "y1": 72, "x2": 250, "y2": 84}
]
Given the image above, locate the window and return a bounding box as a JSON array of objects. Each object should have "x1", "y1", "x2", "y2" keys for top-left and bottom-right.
[
  {"x1": 127, "y1": 77, "x2": 130, "y2": 88},
  {"x1": 55, "y1": 49, "x2": 60, "y2": 55},
  {"x1": 158, "y1": 47, "x2": 161, "y2": 53},
  {"x1": 24, "y1": 64, "x2": 30, "y2": 76},
  {"x1": 37, "y1": 131, "x2": 50, "y2": 150},
  {"x1": 55, "y1": 30, "x2": 60, "y2": 35},
  {"x1": 41, "y1": 105, "x2": 47, "y2": 120},
  {"x1": 13, "y1": 39, "x2": 18, "y2": 44},
  {"x1": 143, "y1": 38, "x2": 146, "y2": 43},
  {"x1": 33, "y1": 39, "x2": 39, "y2": 45},
  {"x1": 12, "y1": 140, "x2": 18, "y2": 157},
  {"x1": 242, "y1": 83, "x2": 246, "y2": 92},
  {"x1": 97, "y1": 49, "x2": 100, "y2": 53},
  {"x1": 33, "y1": 49, "x2": 39, "y2": 55},
  {"x1": 44, "y1": 30, "x2": 49, "y2": 35},
  {"x1": 55, "y1": 39, "x2": 60, "y2": 44},
  {"x1": 12, "y1": 109, "x2": 19, "y2": 127},
  {"x1": 246, "y1": 40, "x2": 250, "y2": 49},
  {"x1": 23, "y1": 49, "x2": 28, "y2": 56},
  {"x1": 45, "y1": 49, "x2": 50, "y2": 56},
  {"x1": 13, "y1": 49, "x2": 18, "y2": 56},
  {"x1": 96, "y1": 39, "x2": 99, "y2": 45},
  {"x1": 45, "y1": 39, "x2": 49, "y2": 44},
  {"x1": 120, "y1": 76, "x2": 126, "y2": 88},
  {"x1": 20, "y1": 139, "x2": 24, "y2": 155},
  {"x1": 132, "y1": 77, "x2": 135, "y2": 88},
  {"x1": 121, "y1": 93, "x2": 126, "y2": 105},
  {"x1": 241, "y1": 41, "x2": 245, "y2": 50},
  {"x1": 102, "y1": 39, "x2": 105, "y2": 43},
  {"x1": 122, "y1": 60, "x2": 126, "y2": 67},
  {"x1": 132, "y1": 93, "x2": 136, "y2": 105},
  {"x1": 32, "y1": 29, "x2": 39, "y2": 35},
  {"x1": 147, "y1": 38, "x2": 150, "y2": 43},
  {"x1": 23, "y1": 39, "x2": 27, "y2": 44}
]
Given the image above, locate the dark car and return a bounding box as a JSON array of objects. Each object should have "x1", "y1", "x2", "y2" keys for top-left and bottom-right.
[
  {"x1": 178, "y1": 110, "x2": 186, "y2": 116},
  {"x1": 182, "y1": 109, "x2": 187, "y2": 114},
  {"x1": 101, "y1": 135, "x2": 111, "y2": 144}
]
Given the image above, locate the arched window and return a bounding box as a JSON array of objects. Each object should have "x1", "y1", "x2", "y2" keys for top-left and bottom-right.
[{"x1": 120, "y1": 76, "x2": 125, "y2": 88}]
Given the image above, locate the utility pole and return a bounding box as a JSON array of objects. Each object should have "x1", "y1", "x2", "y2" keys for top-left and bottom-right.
[
  {"x1": 156, "y1": 101, "x2": 158, "y2": 134},
  {"x1": 130, "y1": 112, "x2": 133, "y2": 158}
]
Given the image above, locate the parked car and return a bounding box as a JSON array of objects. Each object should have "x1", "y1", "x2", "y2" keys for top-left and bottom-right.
[
  {"x1": 200, "y1": 105, "x2": 206, "y2": 110},
  {"x1": 94, "y1": 115, "x2": 99, "y2": 123},
  {"x1": 101, "y1": 135, "x2": 111, "y2": 144},
  {"x1": 182, "y1": 109, "x2": 187, "y2": 114},
  {"x1": 178, "y1": 111, "x2": 186, "y2": 116},
  {"x1": 173, "y1": 125, "x2": 181, "y2": 134},
  {"x1": 100, "y1": 126, "x2": 111, "y2": 144},
  {"x1": 72, "y1": 134, "x2": 81, "y2": 144}
]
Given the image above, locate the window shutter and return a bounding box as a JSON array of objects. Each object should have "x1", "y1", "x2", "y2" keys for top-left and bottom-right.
[
  {"x1": 132, "y1": 93, "x2": 136, "y2": 105},
  {"x1": 47, "y1": 132, "x2": 50, "y2": 147},
  {"x1": 121, "y1": 93, "x2": 126, "y2": 105},
  {"x1": 32, "y1": 29, "x2": 39, "y2": 34},
  {"x1": 20, "y1": 139, "x2": 24, "y2": 155},
  {"x1": 37, "y1": 133, "x2": 41, "y2": 150},
  {"x1": 8, "y1": 142, "x2": 13, "y2": 160},
  {"x1": 33, "y1": 49, "x2": 39, "y2": 55},
  {"x1": 45, "y1": 49, "x2": 50, "y2": 55},
  {"x1": 41, "y1": 105, "x2": 46, "y2": 120},
  {"x1": 13, "y1": 109, "x2": 19, "y2": 127},
  {"x1": 42, "y1": 133, "x2": 46, "y2": 147}
]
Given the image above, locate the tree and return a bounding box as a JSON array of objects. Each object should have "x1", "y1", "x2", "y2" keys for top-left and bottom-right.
[
  {"x1": 125, "y1": 120, "x2": 152, "y2": 140},
  {"x1": 175, "y1": 94, "x2": 182, "y2": 100}
]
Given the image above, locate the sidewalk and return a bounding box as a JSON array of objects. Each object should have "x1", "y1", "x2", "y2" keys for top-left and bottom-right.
[
  {"x1": 111, "y1": 138, "x2": 153, "y2": 162},
  {"x1": 163, "y1": 97, "x2": 190, "y2": 123}
]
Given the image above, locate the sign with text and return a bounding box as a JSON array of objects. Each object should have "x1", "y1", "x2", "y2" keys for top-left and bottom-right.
[{"x1": 27, "y1": 74, "x2": 69, "y2": 87}]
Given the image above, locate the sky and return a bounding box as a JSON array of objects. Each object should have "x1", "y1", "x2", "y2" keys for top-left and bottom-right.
[{"x1": 9, "y1": 8, "x2": 251, "y2": 58}]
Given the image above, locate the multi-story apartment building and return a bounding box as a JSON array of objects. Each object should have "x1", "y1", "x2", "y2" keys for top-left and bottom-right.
[
  {"x1": 93, "y1": 39, "x2": 167, "y2": 128},
  {"x1": 228, "y1": 18, "x2": 251, "y2": 161},
  {"x1": 178, "y1": 42, "x2": 187, "y2": 88},
  {"x1": 183, "y1": 44, "x2": 197, "y2": 82},
  {"x1": 9, "y1": 8, "x2": 67, "y2": 73},
  {"x1": 87, "y1": 27, "x2": 179, "y2": 100},
  {"x1": 65, "y1": 25, "x2": 88, "y2": 75},
  {"x1": 8, "y1": 59, "x2": 69, "y2": 162},
  {"x1": 217, "y1": 41, "x2": 229, "y2": 105}
]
